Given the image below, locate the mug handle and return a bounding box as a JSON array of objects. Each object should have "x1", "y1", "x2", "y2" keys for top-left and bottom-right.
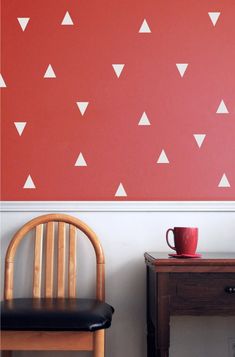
[{"x1": 166, "y1": 228, "x2": 176, "y2": 250}]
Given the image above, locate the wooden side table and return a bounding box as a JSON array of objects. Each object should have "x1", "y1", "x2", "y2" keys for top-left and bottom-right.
[{"x1": 144, "y1": 253, "x2": 235, "y2": 357}]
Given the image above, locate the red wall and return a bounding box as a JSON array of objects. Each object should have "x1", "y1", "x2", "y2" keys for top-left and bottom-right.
[{"x1": 1, "y1": 0, "x2": 235, "y2": 200}]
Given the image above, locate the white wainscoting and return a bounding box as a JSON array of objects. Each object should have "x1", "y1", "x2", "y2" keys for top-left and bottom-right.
[{"x1": 1, "y1": 200, "x2": 235, "y2": 212}]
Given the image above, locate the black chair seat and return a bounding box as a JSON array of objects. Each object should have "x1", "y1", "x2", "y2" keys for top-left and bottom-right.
[{"x1": 1, "y1": 298, "x2": 114, "y2": 332}]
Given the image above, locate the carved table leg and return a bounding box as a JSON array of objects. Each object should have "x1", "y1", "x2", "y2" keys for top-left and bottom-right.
[
  {"x1": 147, "y1": 313, "x2": 156, "y2": 357},
  {"x1": 2, "y1": 352, "x2": 12, "y2": 357},
  {"x1": 156, "y1": 273, "x2": 170, "y2": 357},
  {"x1": 146, "y1": 266, "x2": 156, "y2": 357},
  {"x1": 156, "y1": 349, "x2": 169, "y2": 357}
]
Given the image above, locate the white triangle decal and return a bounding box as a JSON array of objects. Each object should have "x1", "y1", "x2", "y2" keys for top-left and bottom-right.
[
  {"x1": 208, "y1": 12, "x2": 220, "y2": 26},
  {"x1": 115, "y1": 183, "x2": 127, "y2": 197},
  {"x1": 218, "y1": 173, "x2": 230, "y2": 188},
  {"x1": 216, "y1": 99, "x2": 229, "y2": 114},
  {"x1": 61, "y1": 11, "x2": 74, "y2": 25},
  {"x1": 139, "y1": 19, "x2": 151, "y2": 33},
  {"x1": 44, "y1": 64, "x2": 56, "y2": 78},
  {"x1": 157, "y1": 150, "x2": 169, "y2": 164},
  {"x1": 76, "y1": 102, "x2": 89, "y2": 116},
  {"x1": 75, "y1": 153, "x2": 87, "y2": 166},
  {"x1": 14, "y1": 122, "x2": 27, "y2": 136},
  {"x1": 193, "y1": 134, "x2": 206, "y2": 148},
  {"x1": 23, "y1": 175, "x2": 36, "y2": 189},
  {"x1": 176, "y1": 63, "x2": 188, "y2": 77},
  {"x1": 112, "y1": 64, "x2": 125, "y2": 78},
  {"x1": 138, "y1": 112, "x2": 151, "y2": 125},
  {"x1": 0, "y1": 74, "x2": 6, "y2": 88},
  {"x1": 17, "y1": 17, "x2": 30, "y2": 31}
]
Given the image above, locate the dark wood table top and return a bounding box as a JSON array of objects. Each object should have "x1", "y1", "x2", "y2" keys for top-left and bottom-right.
[{"x1": 145, "y1": 252, "x2": 235, "y2": 268}]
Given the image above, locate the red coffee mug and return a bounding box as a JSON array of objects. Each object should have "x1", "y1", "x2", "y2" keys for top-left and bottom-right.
[{"x1": 166, "y1": 227, "x2": 198, "y2": 255}]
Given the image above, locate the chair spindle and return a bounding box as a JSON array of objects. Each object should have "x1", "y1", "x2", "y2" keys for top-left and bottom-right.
[
  {"x1": 68, "y1": 225, "x2": 77, "y2": 298},
  {"x1": 57, "y1": 222, "x2": 66, "y2": 297},
  {"x1": 45, "y1": 222, "x2": 55, "y2": 297},
  {"x1": 33, "y1": 224, "x2": 43, "y2": 298}
]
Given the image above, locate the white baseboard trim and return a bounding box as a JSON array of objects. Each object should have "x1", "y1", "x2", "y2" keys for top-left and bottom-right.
[{"x1": 1, "y1": 201, "x2": 235, "y2": 212}]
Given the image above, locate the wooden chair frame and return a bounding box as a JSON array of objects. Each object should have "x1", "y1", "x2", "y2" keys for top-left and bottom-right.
[{"x1": 1, "y1": 214, "x2": 106, "y2": 357}]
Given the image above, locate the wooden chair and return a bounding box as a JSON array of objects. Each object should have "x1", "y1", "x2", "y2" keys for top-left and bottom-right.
[{"x1": 1, "y1": 213, "x2": 114, "y2": 356}]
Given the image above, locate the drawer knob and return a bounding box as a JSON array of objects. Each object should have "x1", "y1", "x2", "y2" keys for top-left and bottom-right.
[{"x1": 225, "y1": 287, "x2": 235, "y2": 294}]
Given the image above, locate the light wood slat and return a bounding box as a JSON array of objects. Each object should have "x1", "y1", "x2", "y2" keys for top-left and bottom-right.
[
  {"x1": 45, "y1": 222, "x2": 55, "y2": 297},
  {"x1": 33, "y1": 224, "x2": 43, "y2": 298},
  {"x1": 1, "y1": 331, "x2": 93, "y2": 351},
  {"x1": 68, "y1": 225, "x2": 77, "y2": 297},
  {"x1": 57, "y1": 222, "x2": 66, "y2": 297}
]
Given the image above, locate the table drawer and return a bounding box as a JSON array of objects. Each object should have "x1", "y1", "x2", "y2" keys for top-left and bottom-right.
[{"x1": 169, "y1": 273, "x2": 235, "y2": 315}]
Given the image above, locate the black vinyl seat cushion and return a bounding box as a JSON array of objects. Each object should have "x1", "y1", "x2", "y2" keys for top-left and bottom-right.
[{"x1": 1, "y1": 298, "x2": 114, "y2": 332}]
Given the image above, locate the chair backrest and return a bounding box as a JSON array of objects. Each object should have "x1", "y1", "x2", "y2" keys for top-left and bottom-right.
[{"x1": 4, "y1": 214, "x2": 105, "y2": 301}]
